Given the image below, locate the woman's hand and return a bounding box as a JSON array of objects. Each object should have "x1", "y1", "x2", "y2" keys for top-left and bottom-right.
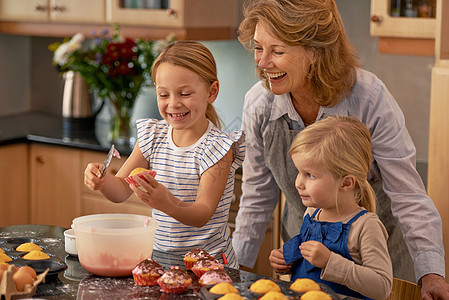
[
  {"x1": 299, "y1": 240, "x2": 331, "y2": 269},
  {"x1": 269, "y1": 248, "x2": 291, "y2": 274},
  {"x1": 421, "y1": 273, "x2": 449, "y2": 300},
  {"x1": 84, "y1": 163, "x2": 104, "y2": 191}
]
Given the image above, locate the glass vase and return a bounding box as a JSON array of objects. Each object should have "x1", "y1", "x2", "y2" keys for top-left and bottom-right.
[{"x1": 108, "y1": 93, "x2": 136, "y2": 146}]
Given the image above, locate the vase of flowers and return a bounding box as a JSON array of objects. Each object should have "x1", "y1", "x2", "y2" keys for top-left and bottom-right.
[{"x1": 49, "y1": 26, "x2": 174, "y2": 145}]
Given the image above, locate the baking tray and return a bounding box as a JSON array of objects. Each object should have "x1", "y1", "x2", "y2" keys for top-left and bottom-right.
[
  {"x1": 200, "y1": 280, "x2": 341, "y2": 300},
  {"x1": 0, "y1": 237, "x2": 67, "y2": 276}
]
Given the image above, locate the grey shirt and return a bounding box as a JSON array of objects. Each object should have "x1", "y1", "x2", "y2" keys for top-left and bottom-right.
[{"x1": 232, "y1": 68, "x2": 444, "y2": 282}]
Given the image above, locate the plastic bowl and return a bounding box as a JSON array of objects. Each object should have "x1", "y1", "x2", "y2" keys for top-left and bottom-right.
[
  {"x1": 64, "y1": 228, "x2": 77, "y2": 256},
  {"x1": 72, "y1": 214, "x2": 158, "y2": 277}
]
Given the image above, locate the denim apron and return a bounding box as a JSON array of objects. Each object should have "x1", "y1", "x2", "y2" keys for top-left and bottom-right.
[
  {"x1": 283, "y1": 209, "x2": 370, "y2": 299},
  {"x1": 264, "y1": 115, "x2": 414, "y2": 281}
]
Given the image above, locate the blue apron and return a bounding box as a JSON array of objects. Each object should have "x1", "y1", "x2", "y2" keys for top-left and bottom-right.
[{"x1": 283, "y1": 209, "x2": 371, "y2": 299}]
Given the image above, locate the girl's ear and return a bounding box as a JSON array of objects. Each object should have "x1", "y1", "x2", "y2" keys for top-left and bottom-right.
[
  {"x1": 340, "y1": 175, "x2": 355, "y2": 191},
  {"x1": 208, "y1": 81, "x2": 219, "y2": 104}
]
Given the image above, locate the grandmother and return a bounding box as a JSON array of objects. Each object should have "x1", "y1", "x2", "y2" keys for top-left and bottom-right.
[{"x1": 232, "y1": 0, "x2": 449, "y2": 298}]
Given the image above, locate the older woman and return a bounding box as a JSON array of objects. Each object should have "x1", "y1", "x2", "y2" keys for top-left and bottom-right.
[{"x1": 232, "y1": 0, "x2": 449, "y2": 298}]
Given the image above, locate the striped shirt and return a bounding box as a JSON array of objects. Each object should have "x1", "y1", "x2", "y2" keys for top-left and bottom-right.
[{"x1": 137, "y1": 118, "x2": 245, "y2": 268}]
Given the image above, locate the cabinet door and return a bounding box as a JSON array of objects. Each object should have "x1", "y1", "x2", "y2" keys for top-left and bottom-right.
[
  {"x1": 370, "y1": 0, "x2": 435, "y2": 38},
  {"x1": 0, "y1": 144, "x2": 29, "y2": 226},
  {"x1": 50, "y1": 0, "x2": 105, "y2": 24},
  {"x1": 30, "y1": 144, "x2": 82, "y2": 228},
  {"x1": 107, "y1": 0, "x2": 235, "y2": 28},
  {"x1": 0, "y1": 0, "x2": 49, "y2": 21},
  {"x1": 81, "y1": 150, "x2": 152, "y2": 216}
]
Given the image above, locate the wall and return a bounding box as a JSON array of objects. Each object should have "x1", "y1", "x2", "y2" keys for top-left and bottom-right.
[{"x1": 0, "y1": 0, "x2": 433, "y2": 167}]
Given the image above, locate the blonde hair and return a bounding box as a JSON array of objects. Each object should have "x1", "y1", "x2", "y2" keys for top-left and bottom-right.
[
  {"x1": 238, "y1": 0, "x2": 359, "y2": 107},
  {"x1": 151, "y1": 41, "x2": 222, "y2": 129},
  {"x1": 289, "y1": 116, "x2": 376, "y2": 213}
]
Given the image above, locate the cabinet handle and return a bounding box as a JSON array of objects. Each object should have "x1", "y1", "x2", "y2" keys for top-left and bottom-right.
[
  {"x1": 370, "y1": 14, "x2": 382, "y2": 24},
  {"x1": 52, "y1": 5, "x2": 66, "y2": 13},
  {"x1": 35, "y1": 156, "x2": 46, "y2": 164},
  {"x1": 35, "y1": 4, "x2": 47, "y2": 12},
  {"x1": 167, "y1": 8, "x2": 177, "y2": 18}
]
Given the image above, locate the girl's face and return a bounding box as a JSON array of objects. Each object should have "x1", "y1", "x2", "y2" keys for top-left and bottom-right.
[
  {"x1": 253, "y1": 22, "x2": 314, "y2": 96},
  {"x1": 292, "y1": 153, "x2": 341, "y2": 210},
  {"x1": 155, "y1": 63, "x2": 217, "y2": 134}
]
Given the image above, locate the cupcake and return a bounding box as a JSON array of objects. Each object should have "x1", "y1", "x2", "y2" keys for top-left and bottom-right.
[
  {"x1": 249, "y1": 279, "x2": 281, "y2": 294},
  {"x1": 259, "y1": 291, "x2": 289, "y2": 300},
  {"x1": 0, "y1": 252, "x2": 12, "y2": 263},
  {"x1": 191, "y1": 257, "x2": 224, "y2": 278},
  {"x1": 209, "y1": 282, "x2": 239, "y2": 294},
  {"x1": 22, "y1": 250, "x2": 50, "y2": 260},
  {"x1": 157, "y1": 266, "x2": 192, "y2": 294},
  {"x1": 217, "y1": 294, "x2": 244, "y2": 300},
  {"x1": 132, "y1": 259, "x2": 164, "y2": 286},
  {"x1": 125, "y1": 168, "x2": 156, "y2": 187},
  {"x1": 289, "y1": 278, "x2": 321, "y2": 293},
  {"x1": 16, "y1": 243, "x2": 42, "y2": 252},
  {"x1": 300, "y1": 290, "x2": 332, "y2": 300},
  {"x1": 199, "y1": 269, "x2": 232, "y2": 286},
  {"x1": 183, "y1": 248, "x2": 211, "y2": 270}
]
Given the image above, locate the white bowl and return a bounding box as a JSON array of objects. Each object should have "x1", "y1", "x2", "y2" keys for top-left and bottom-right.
[
  {"x1": 72, "y1": 214, "x2": 158, "y2": 277},
  {"x1": 64, "y1": 228, "x2": 77, "y2": 256}
]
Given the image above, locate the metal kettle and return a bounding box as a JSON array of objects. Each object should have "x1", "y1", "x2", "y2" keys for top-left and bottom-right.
[{"x1": 62, "y1": 71, "x2": 102, "y2": 119}]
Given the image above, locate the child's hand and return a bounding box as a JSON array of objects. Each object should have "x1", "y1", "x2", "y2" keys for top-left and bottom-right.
[
  {"x1": 269, "y1": 248, "x2": 292, "y2": 274},
  {"x1": 84, "y1": 163, "x2": 104, "y2": 191},
  {"x1": 299, "y1": 240, "x2": 331, "y2": 269},
  {"x1": 129, "y1": 171, "x2": 171, "y2": 211}
]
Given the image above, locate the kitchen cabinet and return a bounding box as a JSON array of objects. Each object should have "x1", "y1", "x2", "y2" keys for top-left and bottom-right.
[
  {"x1": 428, "y1": 0, "x2": 449, "y2": 283},
  {"x1": 0, "y1": 0, "x2": 105, "y2": 24},
  {"x1": 81, "y1": 150, "x2": 152, "y2": 216},
  {"x1": 0, "y1": 0, "x2": 240, "y2": 40},
  {"x1": 370, "y1": 0, "x2": 436, "y2": 55},
  {"x1": 30, "y1": 144, "x2": 82, "y2": 228},
  {"x1": 0, "y1": 144, "x2": 29, "y2": 227},
  {"x1": 228, "y1": 172, "x2": 280, "y2": 278}
]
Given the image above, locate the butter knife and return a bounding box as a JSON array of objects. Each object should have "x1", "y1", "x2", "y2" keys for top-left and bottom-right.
[{"x1": 100, "y1": 144, "x2": 121, "y2": 177}]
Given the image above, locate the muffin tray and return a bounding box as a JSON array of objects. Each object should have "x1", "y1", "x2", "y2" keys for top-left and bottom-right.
[
  {"x1": 200, "y1": 281, "x2": 341, "y2": 300},
  {"x1": 0, "y1": 237, "x2": 67, "y2": 276}
]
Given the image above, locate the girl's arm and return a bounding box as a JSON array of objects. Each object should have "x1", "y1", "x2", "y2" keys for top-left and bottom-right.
[
  {"x1": 84, "y1": 142, "x2": 149, "y2": 203},
  {"x1": 321, "y1": 214, "x2": 393, "y2": 300},
  {"x1": 130, "y1": 150, "x2": 233, "y2": 227}
]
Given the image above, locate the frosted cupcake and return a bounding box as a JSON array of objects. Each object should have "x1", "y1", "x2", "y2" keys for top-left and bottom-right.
[
  {"x1": 157, "y1": 266, "x2": 192, "y2": 294},
  {"x1": 132, "y1": 259, "x2": 164, "y2": 286}
]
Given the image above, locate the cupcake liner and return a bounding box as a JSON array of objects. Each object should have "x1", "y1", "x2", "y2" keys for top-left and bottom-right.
[
  {"x1": 183, "y1": 259, "x2": 196, "y2": 270},
  {"x1": 132, "y1": 273, "x2": 160, "y2": 286},
  {"x1": 192, "y1": 265, "x2": 224, "y2": 279},
  {"x1": 157, "y1": 280, "x2": 190, "y2": 294}
]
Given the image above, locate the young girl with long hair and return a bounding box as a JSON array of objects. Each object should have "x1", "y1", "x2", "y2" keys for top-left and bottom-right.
[{"x1": 84, "y1": 41, "x2": 245, "y2": 268}]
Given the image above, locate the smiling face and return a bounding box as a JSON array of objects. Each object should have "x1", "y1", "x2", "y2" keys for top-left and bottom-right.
[
  {"x1": 292, "y1": 153, "x2": 341, "y2": 211},
  {"x1": 253, "y1": 22, "x2": 314, "y2": 96},
  {"x1": 155, "y1": 62, "x2": 217, "y2": 138}
]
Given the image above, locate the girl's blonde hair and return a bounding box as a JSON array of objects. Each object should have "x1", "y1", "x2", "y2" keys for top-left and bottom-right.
[
  {"x1": 289, "y1": 116, "x2": 376, "y2": 213},
  {"x1": 151, "y1": 41, "x2": 222, "y2": 129},
  {"x1": 238, "y1": 0, "x2": 359, "y2": 107}
]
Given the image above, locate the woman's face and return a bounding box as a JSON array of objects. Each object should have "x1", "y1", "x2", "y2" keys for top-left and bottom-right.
[{"x1": 253, "y1": 22, "x2": 314, "y2": 96}]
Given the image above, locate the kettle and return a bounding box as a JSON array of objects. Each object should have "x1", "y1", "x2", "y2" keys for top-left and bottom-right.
[{"x1": 62, "y1": 71, "x2": 103, "y2": 119}]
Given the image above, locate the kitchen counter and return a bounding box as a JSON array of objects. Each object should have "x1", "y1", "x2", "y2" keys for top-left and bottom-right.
[
  {"x1": 0, "y1": 112, "x2": 133, "y2": 155},
  {"x1": 0, "y1": 224, "x2": 298, "y2": 300}
]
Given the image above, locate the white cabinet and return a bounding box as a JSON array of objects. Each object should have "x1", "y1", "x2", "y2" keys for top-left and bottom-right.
[
  {"x1": 0, "y1": 0, "x2": 105, "y2": 24},
  {"x1": 370, "y1": 0, "x2": 436, "y2": 38},
  {"x1": 369, "y1": 0, "x2": 436, "y2": 56}
]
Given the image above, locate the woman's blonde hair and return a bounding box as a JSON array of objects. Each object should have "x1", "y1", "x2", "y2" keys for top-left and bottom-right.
[
  {"x1": 289, "y1": 116, "x2": 376, "y2": 213},
  {"x1": 151, "y1": 41, "x2": 222, "y2": 129},
  {"x1": 238, "y1": 0, "x2": 359, "y2": 107}
]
